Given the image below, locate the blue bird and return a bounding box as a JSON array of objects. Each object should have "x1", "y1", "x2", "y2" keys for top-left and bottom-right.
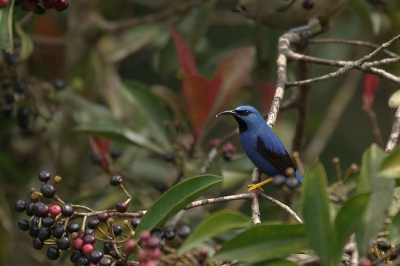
[{"x1": 217, "y1": 105, "x2": 303, "y2": 191}]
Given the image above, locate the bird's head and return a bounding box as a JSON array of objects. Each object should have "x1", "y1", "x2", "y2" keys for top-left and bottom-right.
[
  {"x1": 216, "y1": 105, "x2": 265, "y2": 133},
  {"x1": 231, "y1": 0, "x2": 258, "y2": 20}
]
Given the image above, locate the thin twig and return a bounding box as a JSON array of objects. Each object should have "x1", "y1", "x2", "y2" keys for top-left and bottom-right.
[
  {"x1": 385, "y1": 105, "x2": 400, "y2": 153},
  {"x1": 259, "y1": 193, "x2": 303, "y2": 223},
  {"x1": 366, "y1": 109, "x2": 384, "y2": 148}
]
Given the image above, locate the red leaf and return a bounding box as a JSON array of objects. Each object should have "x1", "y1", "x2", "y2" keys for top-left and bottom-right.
[
  {"x1": 363, "y1": 74, "x2": 380, "y2": 112},
  {"x1": 170, "y1": 27, "x2": 198, "y2": 77},
  {"x1": 90, "y1": 136, "x2": 110, "y2": 156},
  {"x1": 183, "y1": 75, "x2": 222, "y2": 142},
  {"x1": 207, "y1": 46, "x2": 254, "y2": 120}
]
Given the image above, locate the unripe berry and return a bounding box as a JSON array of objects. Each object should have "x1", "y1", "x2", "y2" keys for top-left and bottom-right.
[
  {"x1": 82, "y1": 243, "x2": 95, "y2": 255},
  {"x1": 123, "y1": 239, "x2": 136, "y2": 254}
]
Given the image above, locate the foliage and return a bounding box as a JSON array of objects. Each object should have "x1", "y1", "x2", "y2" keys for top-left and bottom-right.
[{"x1": 1, "y1": 0, "x2": 400, "y2": 266}]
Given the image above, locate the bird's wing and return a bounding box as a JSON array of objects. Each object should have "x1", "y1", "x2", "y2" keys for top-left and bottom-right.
[{"x1": 256, "y1": 136, "x2": 297, "y2": 176}]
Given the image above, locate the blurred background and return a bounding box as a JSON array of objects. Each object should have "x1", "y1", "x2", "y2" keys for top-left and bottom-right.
[{"x1": 1, "y1": 0, "x2": 399, "y2": 265}]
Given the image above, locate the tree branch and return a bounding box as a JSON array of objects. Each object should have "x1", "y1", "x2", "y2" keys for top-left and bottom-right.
[{"x1": 385, "y1": 104, "x2": 400, "y2": 153}]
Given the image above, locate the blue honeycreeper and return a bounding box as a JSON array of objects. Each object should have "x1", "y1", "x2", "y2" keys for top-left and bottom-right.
[{"x1": 217, "y1": 106, "x2": 303, "y2": 189}]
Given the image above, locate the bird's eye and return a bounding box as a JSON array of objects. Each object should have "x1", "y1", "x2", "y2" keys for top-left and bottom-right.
[{"x1": 236, "y1": 110, "x2": 251, "y2": 116}]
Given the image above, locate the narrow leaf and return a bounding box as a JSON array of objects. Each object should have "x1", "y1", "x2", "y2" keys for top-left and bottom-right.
[
  {"x1": 135, "y1": 175, "x2": 223, "y2": 238},
  {"x1": 14, "y1": 21, "x2": 33, "y2": 62},
  {"x1": 207, "y1": 46, "x2": 254, "y2": 121},
  {"x1": 252, "y1": 259, "x2": 302, "y2": 266},
  {"x1": 182, "y1": 75, "x2": 216, "y2": 141},
  {"x1": 302, "y1": 162, "x2": 333, "y2": 266},
  {"x1": 389, "y1": 210, "x2": 400, "y2": 244},
  {"x1": 379, "y1": 146, "x2": 400, "y2": 179},
  {"x1": 74, "y1": 125, "x2": 166, "y2": 155},
  {"x1": 121, "y1": 81, "x2": 172, "y2": 152},
  {"x1": 333, "y1": 192, "x2": 371, "y2": 264},
  {"x1": 214, "y1": 223, "x2": 308, "y2": 263},
  {"x1": 170, "y1": 27, "x2": 198, "y2": 76},
  {"x1": 0, "y1": 0, "x2": 14, "y2": 53},
  {"x1": 355, "y1": 144, "x2": 393, "y2": 257},
  {"x1": 179, "y1": 210, "x2": 251, "y2": 255}
]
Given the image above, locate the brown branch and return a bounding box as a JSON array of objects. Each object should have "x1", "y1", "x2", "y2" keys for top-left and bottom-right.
[
  {"x1": 365, "y1": 109, "x2": 384, "y2": 149},
  {"x1": 385, "y1": 104, "x2": 400, "y2": 153},
  {"x1": 308, "y1": 38, "x2": 400, "y2": 58}
]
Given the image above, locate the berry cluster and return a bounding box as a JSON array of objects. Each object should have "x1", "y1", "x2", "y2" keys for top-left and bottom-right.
[
  {"x1": 0, "y1": 0, "x2": 69, "y2": 14},
  {"x1": 361, "y1": 239, "x2": 398, "y2": 265},
  {"x1": 14, "y1": 171, "x2": 205, "y2": 265},
  {"x1": 1, "y1": 52, "x2": 65, "y2": 135}
]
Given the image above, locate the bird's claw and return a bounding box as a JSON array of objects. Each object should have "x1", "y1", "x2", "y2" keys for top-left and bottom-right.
[{"x1": 247, "y1": 184, "x2": 264, "y2": 192}]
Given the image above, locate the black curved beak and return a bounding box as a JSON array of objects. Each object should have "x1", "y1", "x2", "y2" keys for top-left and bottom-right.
[{"x1": 216, "y1": 110, "x2": 236, "y2": 117}]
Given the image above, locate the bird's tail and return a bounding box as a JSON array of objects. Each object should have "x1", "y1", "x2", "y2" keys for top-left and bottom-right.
[{"x1": 295, "y1": 171, "x2": 303, "y2": 183}]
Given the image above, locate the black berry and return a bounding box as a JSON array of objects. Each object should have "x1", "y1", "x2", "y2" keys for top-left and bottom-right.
[
  {"x1": 110, "y1": 175, "x2": 122, "y2": 186},
  {"x1": 33, "y1": 202, "x2": 49, "y2": 217},
  {"x1": 83, "y1": 234, "x2": 96, "y2": 245},
  {"x1": 38, "y1": 171, "x2": 51, "y2": 182},
  {"x1": 109, "y1": 150, "x2": 120, "y2": 159},
  {"x1": 4, "y1": 92, "x2": 14, "y2": 103},
  {"x1": 131, "y1": 218, "x2": 140, "y2": 229},
  {"x1": 57, "y1": 237, "x2": 70, "y2": 250},
  {"x1": 61, "y1": 204, "x2": 74, "y2": 217},
  {"x1": 15, "y1": 199, "x2": 26, "y2": 212},
  {"x1": 90, "y1": 154, "x2": 102, "y2": 165},
  {"x1": 88, "y1": 219, "x2": 100, "y2": 229},
  {"x1": 164, "y1": 230, "x2": 175, "y2": 241},
  {"x1": 177, "y1": 225, "x2": 191, "y2": 239},
  {"x1": 53, "y1": 78, "x2": 65, "y2": 90},
  {"x1": 223, "y1": 150, "x2": 232, "y2": 161},
  {"x1": 272, "y1": 175, "x2": 286, "y2": 188},
  {"x1": 285, "y1": 178, "x2": 299, "y2": 190},
  {"x1": 154, "y1": 181, "x2": 167, "y2": 193},
  {"x1": 70, "y1": 250, "x2": 82, "y2": 263},
  {"x1": 112, "y1": 224, "x2": 123, "y2": 236},
  {"x1": 41, "y1": 184, "x2": 56, "y2": 198},
  {"x1": 33, "y1": 237, "x2": 44, "y2": 249},
  {"x1": 37, "y1": 227, "x2": 51, "y2": 241},
  {"x1": 47, "y1": 247, "x2": 60, "y2": 260},
  {"x1": 42, "y1": 216, "x2": 55, "y2": 227},
  {"x1": 67, "y1": 222, "x2": 80, "y2": 233},
  {"x1": 1, "y1": 104, "x2": 13, "y2": 116},
  {"x1": 14, "y1": 81, "x2": 26, "y2": 93},
  {"x1": 26, "y1": 202, "x2": 35, "y2": 216},
  {"x1": 84, "y1": 228, "x2": 94, "y2": 236},
  {"x1": 151, "y1": 228, "x2": 165, "y2": 239},
  {"x1": 377, "y1": 241, "x2": 391, "y2": 251},
  {"x1": 116, "y1": 202, "x2": 127, "y2": 213},
  {"x1": 164, "y1": 152, "x2": 175, "y2": 162},
  {"x1": 51, "y1": 224, "x2": 65, "y2": 238},
  {"x1": 90, "y1": 250, "x2": 104, "y2": 262},
  {"x1": 29, "y1": 225, "x2": 39, "y2": 238},
  {"x1": 33, "y1": 4, "x2": 46, "y2": 14},
  {"x1": 97, "y1": 212, "x2": 110, "y2": 222},
  {"x1": 18, "y1": 219, "x2": 30, "y2": 231},
  {"x1": 99, "y1": 257, "x2": 112, "y2": 266}
]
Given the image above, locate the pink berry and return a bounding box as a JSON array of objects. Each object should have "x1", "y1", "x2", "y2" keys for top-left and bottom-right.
[
  {"x1": 73, "y1": 238, "x2": 84, "y2": 250},
  {"x1": 123, "y1": 239, "x2": 137, "y2": 254},
  {"x1": 49, "y1": 205, "x2": 62, "y2": 216},
  {"x1": 148, "y1": 248, "x2": 161, "y2": 260},
  {"x1": 0, "y1": 0, "x2": 8, "y2": 8},
  {"x1": 82, "y1": 243, "x2": 94, "y2": 255},
  {"x1": 199, "y1": 247, "x2": 208, "y2": 257},
  {"x1": 140, "y1": 231, "x2": 151, "y2": 241},
  {"x1": 145, "y1": 261, "x2": 157, "y2": 266},
  {"x1": 147, "y1": 236, "x2": 160, "y2": 249},
  {"x1": 137, "y1": 252, "x2": 148, "y2": 262},
  {"x1": 359, "y1": 258, "x2": 372, "y2": 266}
]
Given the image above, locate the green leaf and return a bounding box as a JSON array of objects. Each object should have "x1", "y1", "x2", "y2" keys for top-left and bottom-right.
[
  {"x1": 350, "y1": 0, "x2": 373, "y2": 30},
  {"x1": 389, "y1": 210, "x2": 400, "y2": 244},
  {"x1": 302, "y1": 162, "x2": 333, "y2": 266},
  {"x1": 58, "y1": 90, "x2": 165, "y2": 154},
  {"x1": 251, "y1": 258, "x2": 302, "y2": 266},
  {"x1": 379, "y1": 146, "x2": 400, "y2": 179},
  {"x1": 214, "y1": 223, "x2": 309, "y2": 263},
  {"x1": 355, "y1": 144, "x2": 393, "y2": 257},
  {"x1": 333, "y1": 192, "x2": 371, "y2": 264},
  {"x1": 179, "y1": 210, "x2": 251, "y2": 255},
  {"x1": 121, "y1": 81, "x2": 172, "y2": 152},
  {"x1": 14, "y1": 21, "x2": 33, "y2": 62},
  {"x1": 134, "y1": 175, "x2": 223, "y2": 238},
  {"x1": 0, "y1": 0, "x2": 14, "y2": 53},
  {"x1": 74, "y1": 124, "x2": 165, "y2": 155}
]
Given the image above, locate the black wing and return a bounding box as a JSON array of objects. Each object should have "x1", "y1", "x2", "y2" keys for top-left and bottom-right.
[{"x1": 256, "y1": 136, "x2": 297, "y2": 176}]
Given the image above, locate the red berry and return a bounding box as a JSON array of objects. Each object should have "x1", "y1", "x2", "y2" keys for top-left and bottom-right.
[
  {"x1": 359, "y1": 258, "x2": 372, "y2": 266},
  {"x1": 224, "y1": 142, "x2": 235, "y2": 153},
  {"x1": 140, "y1": 231, "x2": 151, "y2": 241},
  {"x1": 49, "y1": 205, "x2": 62, "y2": 216},
  {"x1": 73, "y1": 238, "x2": 84, "y2": 250},
  {"x1": 209, "y1": 138, "x2": 220, "y2": 147},
  {"x1": 55, "y1": 0, "x2": 68, "y2": 11},
  {"x1": 44, "y1": 0, "x2": 56, "y2": 8},
  {"x1": 199, "y1": 247, "x2": 208, "y2": 257},
  {"x1": 82, "y1": 243, "x2": 95, "y2": 255},
  {"x1": 116, "y1": 202, "x2": 127, "y2": 213},
  {"x1": 148, "y1": 248, "x2": 161, "y2": 260},
  {"x1": 0, "y1": 0, "x2": 8, "y2": 8},
  {"x1": 147, "y1": 237, "x2": 160, "y2": 249},
  {"x1": 123, "y1": 239, "x2": 136, "y2": 254},
  {"x1": 137, "y1": 252, "x2": 148, "y2": 262},
  {"x1": 146, "y1": 261, "x2": 157, "y2": 266}
]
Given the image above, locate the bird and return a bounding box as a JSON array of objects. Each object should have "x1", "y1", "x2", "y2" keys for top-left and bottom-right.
[
  {"x1": 217, "y1": 105, "x2": 303, "y2": 191},
  {"x1": 231, "y1": 0, "x2": 349, "y2": 32}
]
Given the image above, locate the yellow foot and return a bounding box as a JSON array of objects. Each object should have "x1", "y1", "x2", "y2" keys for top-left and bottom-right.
[{"x1": 247, "y1": 177, "x2": 274, "y2": 192}]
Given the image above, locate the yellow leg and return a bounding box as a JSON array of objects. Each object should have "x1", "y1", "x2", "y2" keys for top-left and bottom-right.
[{"x1": 247, "y1": 177, "x2": 274, "y2": 192}]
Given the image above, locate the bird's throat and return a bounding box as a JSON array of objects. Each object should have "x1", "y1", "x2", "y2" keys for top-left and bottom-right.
[{"x1": 233, "y1": 116, "x2": 248, "y2": 133}]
